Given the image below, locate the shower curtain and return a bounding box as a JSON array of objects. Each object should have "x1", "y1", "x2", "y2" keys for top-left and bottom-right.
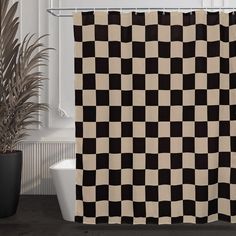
[{"x1": 74, "y1": 11, "x2": 236, "y2": 224}]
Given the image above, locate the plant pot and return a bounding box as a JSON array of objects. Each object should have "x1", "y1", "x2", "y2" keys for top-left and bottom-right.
[{"x1": 0, "y1": 150, "x2": 22, "y2": 218}]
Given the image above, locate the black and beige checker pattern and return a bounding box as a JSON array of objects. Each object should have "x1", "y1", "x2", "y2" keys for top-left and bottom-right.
[{"x1": 74, "y1": 11, "x2": 236, "y2": 224}]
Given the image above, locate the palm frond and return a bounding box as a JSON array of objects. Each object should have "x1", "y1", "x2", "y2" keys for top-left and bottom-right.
[{"x1": 0, "y1": 0, "x2": 51, "y2": 153}]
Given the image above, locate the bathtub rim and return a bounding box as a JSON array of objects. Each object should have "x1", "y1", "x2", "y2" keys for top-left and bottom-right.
[{"x1": 49, "y1": 158, "x2": 76, "y2": 170}]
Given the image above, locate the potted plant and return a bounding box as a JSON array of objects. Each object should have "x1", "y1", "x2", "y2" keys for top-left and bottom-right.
[{"x1": 0, "y1": 0, "x2": 50, "y2": 218}]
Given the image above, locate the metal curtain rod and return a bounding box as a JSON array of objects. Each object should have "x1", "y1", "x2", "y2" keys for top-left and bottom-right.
[{"x1": 47, "y1": 7, "x2": 236, "y2": 17}]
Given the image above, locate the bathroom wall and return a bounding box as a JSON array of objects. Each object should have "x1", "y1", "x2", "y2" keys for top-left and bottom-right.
[{"x1": 15, "y1": 0, "x2": 236, "y2": 194}]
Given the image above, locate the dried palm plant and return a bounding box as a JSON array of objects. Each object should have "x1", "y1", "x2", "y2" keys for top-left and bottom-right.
[{"x1": 0, "y1": 0, "x2": 50, "y2": 153}]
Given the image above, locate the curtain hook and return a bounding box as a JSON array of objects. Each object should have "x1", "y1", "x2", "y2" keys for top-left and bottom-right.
[
  {"x1": 148, "y1": 8, "x2": 151, "y2": 14},
  {"x1": 233, "y1": 8, "x2": 235, "y2": 15},
  {"x1": 162, "y1": 8, "x2": 165, "y2": 15},
  {"x1": 135, "y1": 7, "x2": 138, "y2": 15},
  {"x1": 93, "y1": 7, "x2": 95, "y2": 15},
  {"x1": 107, "y1": 7, "x2": 109, "y2": 14}
]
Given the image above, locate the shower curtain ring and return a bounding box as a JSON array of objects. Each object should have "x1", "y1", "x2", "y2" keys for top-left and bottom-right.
[
  {"x1": 135, "y1": 8, "x2": 138, "y2": 15},
  {"x1": 162, "y1": 8, "x2": 165, "y2": 15},
  {"x1": 233, "y1": 8, "x2": 235, "y2": 15}
]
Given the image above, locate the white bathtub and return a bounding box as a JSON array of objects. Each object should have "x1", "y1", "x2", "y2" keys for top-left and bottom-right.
[{"x1": 50, "y1": 159, "x2": 76, "y2": 222}]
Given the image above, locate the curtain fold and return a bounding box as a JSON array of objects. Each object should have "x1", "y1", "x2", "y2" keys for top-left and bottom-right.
[{"x1": 74, "y1": 11, "x2": 236, "y2": 224}]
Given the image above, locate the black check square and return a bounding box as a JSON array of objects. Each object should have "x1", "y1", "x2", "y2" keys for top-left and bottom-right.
[
  {"x1": 122, "y1": 153, "x2": 133, "y2": 168},
  {"x1": 171, "y1": 90, "x2": 182, "y2": 105},
  {"x1": 195, "y1": 90, "x2": 207, "y2": 105},
  {"x1": 196, "y1": 57, "x2": 207, "y2": 73},
  {"x1": 158, "y1": 138, "x2": 170, "y2": 153},
  {"x1": 122, "y1": 122, "x2": 133, "y2": 137},
  {"x1": 183, "y1": 106, "x2": 195, "y2": 121},
  {"x1": 133, "y1": 107, "x2": 145, "y2": 121},
  {"x1": 133, "y1": 42, "x2": 145, "y2": 58},
  {"x1": 96, "y1": 90, "x2": 109, "y2": 105},
  {"x1": 95, "y1": 25, "x2": 108, "y2": 41},
  {"x1": 84, "y1": 202, "x2": 96, "y2": 217},
  {"x1": 96, "y1": 122, "x2": 109, "y2": 137},
  {"x1": 159, "y1": 42, "x2": 170, "y2": 58},
  {"x1": 146, "y1": 122, "x2": 158, "y2": 137},
  {"x1": 207, "y1": 73, "x2": 219, "y2": 89},
  {"x1": 146, "y1": 25, "x2": 158, "y2": 41},
  {"x1": 109, "y1": 170, "x2": 121, "y2": 185},
  {"x1": 121, "y1": 59, "x2": 132, "y2": 74},
  {"x1": 171, "y1": 58, "x2": 183, "y2": 74},
  {"x1": 96, "y1": 185, "x2": 108, "y2": 201},
  {"x1": 133, "y1": 170, "x2": 145, "y2": 185},
  {"x1": 207, "y1": 41, "x2": 220, "y2": 57},
  {"x1": 110, "y1": 106, "x2": 121, "y2": 121},
  {"x1": 109, "y1": 74, "x2": 121, "y2": 90},
  {"x1": 122, "y1": 185, "x2": 133, "y2": 200},
  {"x1": 121, "y1": 26, "x2": 132, "y2": 42},
  {"x1": 159, "y1": 201, "x2": 171, "y2": 217},
  {"x1": 83, "y1": 41, "x2": 95, "y2": 57},
  {"x1": 159, "y1": 75, "x2": 170, "y2": 90},
  {"x1": 146, "y1": 186, "x2": 158, "y2": 201},
  {"x1": 109, "y1": 42, "x2": 121, "y2": 57},
  {"x1": 75, "y1": 90, "x2": 82, "y2": 106},
  {"x1": 96, "y1": 154, "x2": 109, "y2": 169},
  {"x1": 146, "y1": 154, "x2": 158, "y2": 169},
  {"x1": 133, "y1": 138, "x2": 145, "y2": 153},
  {"x1": 158, "y1": 169, "x2": 170, "y2": 184},
  {"x1": 183, "y1": 42, "x2": 195, "y2": 58},
  {"x1": 83, "y1": 106, "x2": 96, "y2": 121},
  {"x1": 133, "y1": 75, "x2": 145, "y2": 90},
  {"x1": 146, "y1": 58, "x2": 158, "y2": 74},
  {"x1": 122, "y1": 91, "x2": 133, "y2": 106},
  {"x1": 159, "y1": 106, "x2": 170, "y2": 121},
  {"x1": 83, "y1": 74, "x2": 96, "y2": 89},
  {"x1": 171, "y1": 122, "x2": 182, "y2": 137},
  {"x1": 195, "y1": 154, "x2": 208, "y2": 169},
  {"x1": 109, "y1": 138, "x2": 121, "y2": 153},
  {"x1": 171, "y1": 25, "x2": 183, "y2": 41},
  {"x1": 183, "y1": 74, "x2": 195, "y2": 90},
  {"x1": 146, "y1": 91, "x2": 158, "y2": 105},
  {"x1": 96, "y1": 58, "x2": 109, "y2": 73},
  {"x1": 109, "y1": 202, "x2": 121, "y2": 217}
]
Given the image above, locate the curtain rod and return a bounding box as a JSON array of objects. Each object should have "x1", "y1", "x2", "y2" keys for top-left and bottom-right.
[{"x1": 47, "y1": 7, "x2": 236, "y2": 18}]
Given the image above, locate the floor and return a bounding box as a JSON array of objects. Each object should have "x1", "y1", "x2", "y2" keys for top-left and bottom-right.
[{"x1": 0, "y1": 196, "x2": 236, "y2": 236}]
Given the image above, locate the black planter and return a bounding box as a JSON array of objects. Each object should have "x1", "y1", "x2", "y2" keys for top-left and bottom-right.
[{"x1": 0, "y1": 150, "x2": 22, "y2": 218}]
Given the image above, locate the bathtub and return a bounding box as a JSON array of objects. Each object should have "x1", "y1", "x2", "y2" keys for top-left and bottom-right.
[{"x1": 50, "y1": 159, "x2": 76, "y2": 222}]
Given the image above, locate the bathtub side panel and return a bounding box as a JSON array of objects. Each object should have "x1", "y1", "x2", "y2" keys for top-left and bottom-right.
[{"x1": 51, "y1": 169, "x2": 76, "y2": 222}]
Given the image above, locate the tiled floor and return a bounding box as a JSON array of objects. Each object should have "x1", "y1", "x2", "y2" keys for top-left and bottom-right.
[{"x1": 0, "y1": 196, "x2": 236, "y2": 236}]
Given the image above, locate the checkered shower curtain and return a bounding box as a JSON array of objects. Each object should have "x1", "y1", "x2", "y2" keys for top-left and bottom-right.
[{"x1": 74, "y1": 11, "x2": 236, "y2": 224}]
